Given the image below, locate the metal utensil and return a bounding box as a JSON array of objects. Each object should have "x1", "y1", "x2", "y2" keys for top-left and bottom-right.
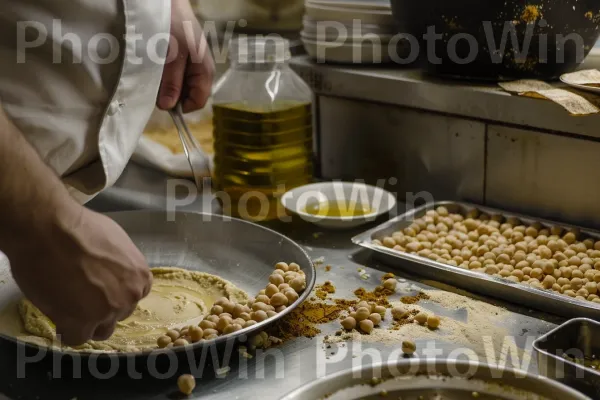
[
  {"x1": 0, "y1": 211, "x2": 315, "y2": 359},
  {"x1": 352, "y1": 200, "x2": 600, "y2": 320},
  {"x1": 280, "y1": 359, "x2": 590, "y2": 400},
  {"x1": 534, "y1": 318, "x2": 600, "y2": 399},
  {"x1": 168, "y1": 102, "x2": 209, "y2": 189}
]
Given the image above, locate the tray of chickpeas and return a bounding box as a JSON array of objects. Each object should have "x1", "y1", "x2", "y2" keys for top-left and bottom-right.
[{"x1": 352, "y1": 201, "x2": 600, "y2": 320}]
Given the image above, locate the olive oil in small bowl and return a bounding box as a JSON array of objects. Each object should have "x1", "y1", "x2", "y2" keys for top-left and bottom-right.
[{"x1": 281, "y1": 182, "x2": 396, "y2": 229}]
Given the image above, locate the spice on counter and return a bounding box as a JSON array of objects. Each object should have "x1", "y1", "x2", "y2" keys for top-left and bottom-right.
[
  {"x1": 325, "y1": 265, "x2": 332, "y2": 272},
  {"x1": 315, "y1": 281, "x2": 336, "y2": 300},
  {"x1": 354, "y1": 286, "x2": 393, "y2": 307},
  {"x1": 267, "y1": 300, "x2": 347, "y2": 342},
  {"x1": 401, "y1": 292, "x2": 430, "y2": 305},
  {"x1": 521, "y1": 5, "x2": 541, "y2": 23}
]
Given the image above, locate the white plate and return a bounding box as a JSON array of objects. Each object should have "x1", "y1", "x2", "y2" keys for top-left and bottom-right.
[
  {"x1": 306, "y1": 0, "x2": 391, "y2": 11},
  {"x1": 301, "y1": 30, "x2": 395, "y2": 43},
  {"x1": 560, "y1": 75, "x2": 600, "y2": 94},
  {"x1": 281, "y1": 181, "x2": 396, "y2": 230},
  {"x1": 305, "y1": 3, "x2": 394, "y2": 26},
  {"x1": 302, "y1": 37, "x2": 397, "y2": 63},
  {"x1": 303, "y1": 16, "x2": 396, "y2": 35}
]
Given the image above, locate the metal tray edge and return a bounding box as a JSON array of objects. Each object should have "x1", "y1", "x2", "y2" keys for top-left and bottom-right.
[{"x1": 351, "y1": 201, "x2": 600, "y2": 320}]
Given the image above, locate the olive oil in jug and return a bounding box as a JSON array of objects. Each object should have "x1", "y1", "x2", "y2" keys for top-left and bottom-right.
[{"x1": 212, "y1": 37, "x2": 313, "y2": 220}]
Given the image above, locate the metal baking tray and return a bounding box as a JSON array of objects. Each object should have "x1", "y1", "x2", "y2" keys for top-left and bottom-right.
[
  {"x1": 280, "y1": 359, "x2": 590, "y2": 399},
  {"x1": 534, "y1": 318, "x2": 600, "y2": 399},
  {"x1": 352, "y1": 201, "x2": 600, "y2": 320}
]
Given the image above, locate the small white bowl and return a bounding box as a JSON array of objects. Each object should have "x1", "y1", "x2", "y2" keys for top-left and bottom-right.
[{"x1": 281, "y1": 181, "x2": 396, "y2": 229}]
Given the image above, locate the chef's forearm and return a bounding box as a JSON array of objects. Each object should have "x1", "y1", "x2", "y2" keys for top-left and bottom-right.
[{"x1": 0, "y1": 106, "x2": 80, "y2": 253}]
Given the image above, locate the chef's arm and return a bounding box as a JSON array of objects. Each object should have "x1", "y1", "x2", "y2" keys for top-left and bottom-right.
[
  {"x1": 0, "y1": 105, "x2": 152, "y2": 346},
  {"x1": 0, "y1": 105, "x2": 81, "y2": 251}
]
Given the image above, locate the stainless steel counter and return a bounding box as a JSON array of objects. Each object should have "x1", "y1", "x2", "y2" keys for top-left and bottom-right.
[{"x1": 0, "y1": 163, "x2": 567, "y2": 400}]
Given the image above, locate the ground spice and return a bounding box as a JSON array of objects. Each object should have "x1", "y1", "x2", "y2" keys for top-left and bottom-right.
[
  {"x1": 315, "y1": 281, "x2": 336, "y2": 300},
  {"x1": 325, "y1": 265, "x2": 331, "y2": 272},
  {"x1": 267, "y1": 300, "x2": 346, "y2": 343},
  {"x1": 521, "y1": 5, "x2": 540, "y2": 23},
  {"x1": 400, "y1": 292, "x2": 430, "y2": 305},
  {"x1": 354, "y1": 286, "x2": 393, "y2": 307},
  {"x1": 390, "y1": 310, "x2": 419, "y2": 330}
]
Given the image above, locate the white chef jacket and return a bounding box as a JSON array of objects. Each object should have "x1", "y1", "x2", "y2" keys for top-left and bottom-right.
[{"x1": 0, "y1": 0, "x2": 170, "y2": 203}]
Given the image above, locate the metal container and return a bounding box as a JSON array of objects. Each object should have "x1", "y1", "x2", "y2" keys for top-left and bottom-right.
[
  {"x1": 534, "y1": 318, "x2": 600, "y2": 399},
  {"x1": 280, "y1": 359, "x2": 590, "y2": 399},
  {"x1": 352, "y1": 201, "x2": 600, "y2": 320},
  {"x1": 389, "y1": 0, "x2": 600, "y2": 80},
  {"x1": 0, "y1": 211, "x2": 315, "y2": 360},
  {"x1": 194, "y1": 0, "x2": 304, "y2": 32}
]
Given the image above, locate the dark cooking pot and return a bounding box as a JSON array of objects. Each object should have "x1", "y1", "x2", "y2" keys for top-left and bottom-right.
[{"x1": 390, "y1": 0, "x2": 600, "y2": 80}]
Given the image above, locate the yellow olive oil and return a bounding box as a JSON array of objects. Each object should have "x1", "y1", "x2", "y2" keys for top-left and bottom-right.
[
  {"x1": 212, "y1": 101, "x2": 313, "y2": 220},
  {"x1": 302, "y1": 200, "x2": 374, "y2": 218}
]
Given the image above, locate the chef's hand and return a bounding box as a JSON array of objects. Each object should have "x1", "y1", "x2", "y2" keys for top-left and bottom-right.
[
  {"x1": 157, "y1": 0, "x2": 214, "y2": 112},
  {"x1": 9, "y1": 206, "x2": 152, "y2": 346}
]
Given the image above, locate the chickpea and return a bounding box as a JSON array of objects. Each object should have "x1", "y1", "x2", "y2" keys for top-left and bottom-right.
[
  {"x1": 243, "y1": 320, "x2": 257, "y2": 329},
  {"x1": 522, "y1": 267, "x2": 533, "y2": 277},
  {"x1": 511, "y1": 270, "x2": 524, "y2": 281},
  {"x1": 251, "y1": 310, "x2": 268, "y2": 322},
  {"x1": 572, "y1": 269, "x2": 584, "y2": 279},
  {"x1": 270, "y1": 293, "x2": 288, "y2": 307},
  {"x1": 223, "y1": 324, "x2": 243, "y2": 335},
  {"x1": 157, "y1": 335, "x2": 172, "y2": 348},
  {"x1": 402, "y1": 340, "x2": 417, "y2": 355},
  {"x1": 542, "y1": 275, "x2": 556, "y2": 289},
  {"x1": 563, "y1": 232, "x2": 577, "y2": 244},
  {"x1": 415, "y1": 312, "x2": 428, "y2": 325},
  {"x1": 166, "y1": 329, "x2": 181, "y2": 341},
  {"x1": 540, "y1": 262, "x2": 554, "y2": 275},
  {"x1": 373, "y1": 305, "x2": 387, "y2": 317},
  {"x1": 359, "y1": 319, "x2": 374, "y2": 334},
  {"x1": 525, "y1": 227, "x2": 538, "y2": 237},
  {"x1": 256, "y1": 295, "x2": 271, "y2": 305},
  {"x1": 290, "y1": 278, "x2": 306, "y2": 292},
  {"x1": 355, "y1": 307, "x2": 371, "y2": 322},
  {"x1": 392, "y1": 306, "x2": 409, "y2": 320},
  {"x1": 559, "y1": 267, "x2": 572, "y2": 279},
  {"x1": 341, "y1": 317, "x2": 356, "y2": 330},
  {"x1": 469, "y1": 261, "x2": 482, "y2": 270},
  {"x1": 580, "y1": 264, "x2": 592, "y2": 274},
  {"x1": 383, "y1": 278, "x2": 397, "y2": 291},
  {"x1": 577, "y1": 288, "x2": 590, "y2": 298},
  {"x1": 173, "y1": 338, "x2": 189, "y2": 347},
  {"x1": 552, "y1": 283, "x2": 563, "y2": 293},
  {"x1": 427, "y1": 315, "x2": 441, "y2": 329},
  {"x1": 537, "y1": 235, "x2": 549, "y2": 246},
  {"x1": 178, "y1": 374, "x2": 196, "y2": 395},
  {"x1": 585, "y1": 270, "x2": 597, "y2": 282},
  {"x1": 368, "y1": 313, "x2": 382, "y2": 326},
  {"x1": 571, "y1": 277, "x2": 584, "y2": 290},
  {"x1": 202, "y1": 329, "x2": 219, "y2": 339},
  {"x1": 585, "y1": 282, "x2": 598, "y2": 294},
  {"x1": 484, "y1": 265, "x2": 500, "y2": 275}
]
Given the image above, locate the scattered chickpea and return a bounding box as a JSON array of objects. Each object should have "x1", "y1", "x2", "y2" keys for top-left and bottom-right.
[
  {"x1": 402, "y1": 340, "x2": 417, "y2": 355},
  {"x1": 359, "y1": 319, "x2": 374, "y2": 334},
  {"x1": 178, "y1": 374, "x2": 196, "y2": 396},
  {"x1": 427, "y1": 315, "x2": 441, "y2": 329},
  {"x1": 383, "y1": 278, "x2": 397, "y2": 291},
  {"x1": 369, "y1": 313, "x2": 382, "y2": 326},
  {"x1": 341, "y1": 317, "x2": 357, "y2": 330},
  {"x1": 415, "y1": 312, "x2": 428, "y2": 325}
]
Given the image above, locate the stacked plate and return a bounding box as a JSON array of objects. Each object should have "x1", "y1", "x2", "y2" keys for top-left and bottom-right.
[{"x1": 301, "y1": 0, "x2": 402, "y2": 64}]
